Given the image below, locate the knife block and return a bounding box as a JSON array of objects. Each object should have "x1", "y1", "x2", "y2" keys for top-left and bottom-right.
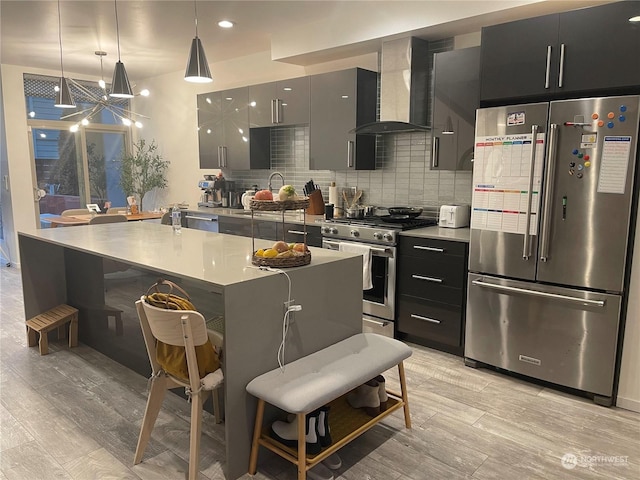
[{"x1": 306, "y1": 190, "x2": 325, "y2": 215}]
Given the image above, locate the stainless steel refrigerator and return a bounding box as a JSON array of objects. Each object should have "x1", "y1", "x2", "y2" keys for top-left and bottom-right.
[{"x1": 465, "y1": 95, "x2": 639, "y2": 406}]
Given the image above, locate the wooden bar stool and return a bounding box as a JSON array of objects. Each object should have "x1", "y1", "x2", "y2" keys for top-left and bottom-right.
[{"x1": 26, "y1": 304, "x2": 78, "y2": 355}]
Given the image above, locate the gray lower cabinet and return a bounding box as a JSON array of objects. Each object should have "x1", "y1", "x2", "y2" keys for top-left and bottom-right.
[
  {"x1": 217, "y1": 216, "x2": 322, "y2": 246},
  {"x1": 249, "y1": 77, "x2": 310, "y2": 127},
  {"x1": 218, "y1": 216, "x2": 277, "y2": 240},
  {"x1": 197, "y1": 89, "x2": 269, "y2": 170},
  {"x1": 397, "y1": 236, "x2": 468, "y2": 355},
  {"x1": 184, "y1": 211, "x2": 219, "y2": 233},
  {"x1": 431, "y1": 47, "x2": 480, "y2": 171},
  {"x1": 278, "y1": 223, "x2": 322, "y2": 247},
  {"x1": 309, "y1": 68, "x2": 377, "y2": 170}
]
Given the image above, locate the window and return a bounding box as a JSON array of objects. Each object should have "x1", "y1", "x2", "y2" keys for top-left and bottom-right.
[{"x1": 25, "y1": 74, "x2": 130, "y2": 220}]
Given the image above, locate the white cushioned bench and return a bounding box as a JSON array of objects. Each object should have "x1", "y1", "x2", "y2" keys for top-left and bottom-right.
[{"x1": 246, "y1": 333, "x2": 412, "y2": 480}]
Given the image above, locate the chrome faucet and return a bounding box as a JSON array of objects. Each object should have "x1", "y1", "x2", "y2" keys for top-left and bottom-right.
[{"x1": 268, "y1": 171, "x2": 285, "y2": 193}]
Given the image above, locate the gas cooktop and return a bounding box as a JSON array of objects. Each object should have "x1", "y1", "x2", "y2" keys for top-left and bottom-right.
[
  {"x1": 324, "y1": 216, "x2": 437, "y2": 230},
  {"x1": 322, "y1": 216, "x2": 438, "y2": 245}
]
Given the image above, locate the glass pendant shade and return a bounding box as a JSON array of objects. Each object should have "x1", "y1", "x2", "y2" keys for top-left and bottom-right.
[
  {"x1": 54, "y1": 77, "x2": 75, "y2": 108},
  {"x1": 185, "y1": 36, "x2": 213, "y2": 83},
  {"x1": 110, "y1": 60, "x2": 134, "y2": 98}
]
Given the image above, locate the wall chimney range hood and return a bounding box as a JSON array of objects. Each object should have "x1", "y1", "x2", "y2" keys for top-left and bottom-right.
[{"x1": 354, "y1": 37, "x2": 431, "y2": 134}]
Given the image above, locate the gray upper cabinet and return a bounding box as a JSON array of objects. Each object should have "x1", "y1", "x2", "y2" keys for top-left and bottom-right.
[
  {"x1": 198, "y1": 88, "x2": 269, "y2": 170},
  {"x1": 431, "y1": 47, "x2": 480, "y2": 171},
  {"x1": 249, "y1": 77, "x2": 310, "y2": 127},
  {"x1": 480, "y1": 1, "x2": 640, "y2": 104},
  {"x1": 309, "y1": 68, "x2": 377, "y2": 171}
]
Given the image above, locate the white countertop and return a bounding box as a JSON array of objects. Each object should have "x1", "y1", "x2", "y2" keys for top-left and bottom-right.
[
  {"x1": 18, "y1": 222, "x2": 356, "y2": 287},
  {"x1": 400, "y1": 226, "x2": 470, "y2": 243}
]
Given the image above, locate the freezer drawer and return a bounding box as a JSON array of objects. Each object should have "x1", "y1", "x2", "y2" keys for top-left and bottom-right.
[{"x1": 465, "y1": 273, "x2": 621, "y2": 397}]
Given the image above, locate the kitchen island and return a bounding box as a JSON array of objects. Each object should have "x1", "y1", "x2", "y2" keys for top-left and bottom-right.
[{"x1": 17, "y1": 222, "x2": 363, "y2": 479}]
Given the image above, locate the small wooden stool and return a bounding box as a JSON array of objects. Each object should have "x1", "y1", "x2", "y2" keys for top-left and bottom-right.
[{"x1": 26, "y1": 304, "x2": 78, "y2": 355}]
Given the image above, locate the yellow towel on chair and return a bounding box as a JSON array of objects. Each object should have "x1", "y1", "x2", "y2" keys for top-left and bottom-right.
[{"x1": 144, "y1": 292, "x2": 220, "y2": 381}]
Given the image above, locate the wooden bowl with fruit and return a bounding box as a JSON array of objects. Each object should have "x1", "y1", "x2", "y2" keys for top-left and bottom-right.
[
  {"x1": 252, "y1": 241, "x2": 311, "y2": 268},
  {"x1": 250, "y1": 185, "x2": 310, "y2": 211}
]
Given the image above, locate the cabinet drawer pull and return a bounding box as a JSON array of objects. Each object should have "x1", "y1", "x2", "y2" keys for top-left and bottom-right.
[
  {"x1": 347, "y1": 140, "x2": 354, "y2": 168},
  {"x1": 544, "y1": 45, "x2": 552, "y2": 89},
  {"x1": 411, "y1": 314, "x2": 441, "y2": 324},
  {"x1": 558, "y1": 43, "x2": 565, "y2": 88},
  {"x1": 432, "y1": 136, "x2": 439, "y2": 168},
  {"x1": 287, "y1": 230, "x2": 307, "y2": 235},
  {"x1": 413, "y1": 245, "x2": 444, "y2": 253},
  {"x1": 412, "y1": 274, "x2": 443, "y2": 283}
]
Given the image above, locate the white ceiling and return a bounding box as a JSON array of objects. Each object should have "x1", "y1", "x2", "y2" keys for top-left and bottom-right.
[{"x1": 0, "y1": 0, "x2": 609, "y2": 83}]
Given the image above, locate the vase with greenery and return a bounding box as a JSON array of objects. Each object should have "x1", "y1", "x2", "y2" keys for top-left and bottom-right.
[{"x1": 119, "y1": 139, "x2": 169, "y2": 212}]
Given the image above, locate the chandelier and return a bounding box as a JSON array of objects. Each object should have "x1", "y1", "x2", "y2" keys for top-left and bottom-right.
[{"x1": 61, "y1": 51, "x2": 149, "y2": 132}]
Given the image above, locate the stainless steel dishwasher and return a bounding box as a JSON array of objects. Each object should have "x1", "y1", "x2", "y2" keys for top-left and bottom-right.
[{"x1": 184, "y1": 212, "x2": 219, "y2": 233}]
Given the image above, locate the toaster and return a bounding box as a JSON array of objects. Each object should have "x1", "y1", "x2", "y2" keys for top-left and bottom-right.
[{"x1": 439, "y1": 205, "x2": 470, "y2": 228}]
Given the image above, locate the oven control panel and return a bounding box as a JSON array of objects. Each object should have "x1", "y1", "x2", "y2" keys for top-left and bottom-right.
[{"x1": 321, "y1": 223, "x2": 397, "y2": 244}]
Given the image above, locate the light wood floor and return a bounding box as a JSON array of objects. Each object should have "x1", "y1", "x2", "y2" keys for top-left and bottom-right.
[{"x1": 1, "y1": 265, "x2": 639, "y2": 480}]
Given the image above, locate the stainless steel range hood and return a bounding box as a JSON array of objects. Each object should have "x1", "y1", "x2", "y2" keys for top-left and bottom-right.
[{"x1": 354, "y1": 37, "x2": 431, "y2": 134}]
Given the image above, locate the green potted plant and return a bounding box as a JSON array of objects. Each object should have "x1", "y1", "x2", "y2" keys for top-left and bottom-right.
[{"x1": 119, "y1": 139, "x2": 169, "y2": 212}]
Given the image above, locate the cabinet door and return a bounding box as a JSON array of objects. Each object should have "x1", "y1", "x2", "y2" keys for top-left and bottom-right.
[
  {"x1": 248, "y1": 82, "x2": 276, "y2": 127},
  {"x1": 277, "y1": 76, "x2": 310, "y2": 126},
  {"x1": 431, "y1": 47, "x2": 480, "y2": 171},
  {"x1": 279, "y1": 223, "x2": 321, "y2": 247},
  {"x1": 558, "y1": 2, "x2": 640, "y2": 93},
  {"x1": 310, "y1": 69, "x2": 376, "y2": 170},
  {"x1": 221, "y1": 87, "x2": 251, "y2": 170},
  {"x1": 480, "y1": 14, "x2": 560, "y2": 102},
  {"x1": 397, "y1": 296, "x2": 463, "y2": 347},
  {"x1": 249, "y1": 77, "x2": 309, "y2": 127},
  {"x1": 197, "y1": 92, "x2": 223, "y2": 169}
]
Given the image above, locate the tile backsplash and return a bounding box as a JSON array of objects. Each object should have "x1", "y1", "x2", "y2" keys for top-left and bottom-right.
[{"x1": 223, "y1": 126, "x2": 472, "y2": 211}]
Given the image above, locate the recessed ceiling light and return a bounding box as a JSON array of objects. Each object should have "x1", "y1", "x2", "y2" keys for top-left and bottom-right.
[
  {"x1": 629, "y1": 15, "x2": 640, "y2": 23},
  {"x1": 218, "y1": 20, "x2": 234, "y2": 28}
]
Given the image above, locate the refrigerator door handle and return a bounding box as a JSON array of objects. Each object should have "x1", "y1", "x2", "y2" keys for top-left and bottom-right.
[
  {"x1": 471, "y1": 280, "x2": 606, "y2": 307},
  {"x1": 540, "y1": 123, "x2": 559, "y2": 262},
  {"x1": 522, "y1": 124, "x2": 539, "y2": 260}
]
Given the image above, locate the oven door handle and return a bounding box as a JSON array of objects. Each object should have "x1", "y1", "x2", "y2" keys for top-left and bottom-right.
[{"x1": 322, "y1": 239, "x2": 393, "y2": 256}]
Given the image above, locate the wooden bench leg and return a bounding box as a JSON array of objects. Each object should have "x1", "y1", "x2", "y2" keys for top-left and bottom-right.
[
  {"x1": 69, "y1": 314, "x2": 78, "y2": 348},
  {"x1": 297, "y1": 412, "x2": 306, "y2": 480},
  {"x1": 39, "y1": 330, "x2": 49, "y2": 355},
  {"x1": 248, "y1": 399, "x2": 265, "y2": 475},
  {"x1": 398, "y1": 361, "x2": 411, "y2": 429},
  {"x1": 26, "y1": 326, "x2": 37, "y2": 347}
]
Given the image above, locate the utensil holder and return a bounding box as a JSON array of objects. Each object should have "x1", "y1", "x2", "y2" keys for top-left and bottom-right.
[{"x1": 306, "y1": 190, "x2": 325, "y2": 215}]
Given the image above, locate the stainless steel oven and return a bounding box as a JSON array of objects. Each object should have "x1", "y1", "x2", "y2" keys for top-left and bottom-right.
[{"x1": 322, "y1": 238, "x2": 396, "y2": 338}]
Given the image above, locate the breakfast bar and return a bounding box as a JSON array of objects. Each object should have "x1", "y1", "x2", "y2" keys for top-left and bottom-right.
[{"x1": 17, "y1": 222, "x2": 363, "y2": 480}]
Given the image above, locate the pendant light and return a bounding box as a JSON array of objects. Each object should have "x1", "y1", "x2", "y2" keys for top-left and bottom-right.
[
  {"x1": 184, "y1": 0, "x2": 213, "y2": 83},
  {"x1": 110, "y1": 0, "x2": 134, "y2": 98},
  {"x1": 54, "y1": 0, "x2": 75, "y2": 108}
]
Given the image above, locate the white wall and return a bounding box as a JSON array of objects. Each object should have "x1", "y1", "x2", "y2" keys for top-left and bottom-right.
[{"x1": 617, "y1": 205, "x2": 640, "y2": 412}]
